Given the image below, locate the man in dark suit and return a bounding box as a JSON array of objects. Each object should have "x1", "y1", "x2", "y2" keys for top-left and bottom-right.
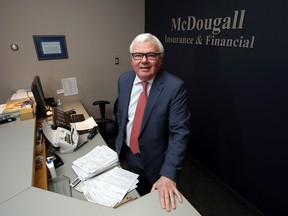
[{"x1": 115, "y1": 33, "x2": 190, "y2": 211}]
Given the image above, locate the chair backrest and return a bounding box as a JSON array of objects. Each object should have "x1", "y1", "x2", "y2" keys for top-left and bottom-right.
[
  {"x1": 92, "y1": 99, "x2": 118, "y2": 147},
  {"x1": 93, "y1": 100, "x2": 110, "y2": 119}
]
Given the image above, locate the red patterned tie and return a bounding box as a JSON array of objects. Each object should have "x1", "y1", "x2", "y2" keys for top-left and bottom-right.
[{"x1": 130, "y1": 81, "x2": 148, "y2": 154}]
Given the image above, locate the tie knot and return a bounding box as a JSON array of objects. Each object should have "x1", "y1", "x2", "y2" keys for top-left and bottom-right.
[{"x1": 141, "y1": 81, "x2": 147, "y2": 91}]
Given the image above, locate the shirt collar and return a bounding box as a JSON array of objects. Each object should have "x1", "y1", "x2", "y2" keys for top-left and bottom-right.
[{"x1": 134, "y1": 75, "x2": 155, "y2": 86}]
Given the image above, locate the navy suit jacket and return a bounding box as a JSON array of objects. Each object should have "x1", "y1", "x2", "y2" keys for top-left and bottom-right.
[{"x1": 115, "y1": 69, "x2": 191, "y2": 184}]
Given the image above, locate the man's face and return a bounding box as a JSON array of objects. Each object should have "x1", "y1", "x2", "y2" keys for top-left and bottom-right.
[{"x1": 131, "y1": 41, "x2": 162, "y2": 81}]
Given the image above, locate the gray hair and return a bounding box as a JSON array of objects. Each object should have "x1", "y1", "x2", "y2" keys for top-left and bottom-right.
[{"x1": 129, "y1": 33, "x2": 164, "y2": 58}]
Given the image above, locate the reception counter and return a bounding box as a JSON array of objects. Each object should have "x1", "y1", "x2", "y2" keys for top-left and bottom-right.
[{"x1": 0, "y1": 101, "x2": 201, "y2": 216}]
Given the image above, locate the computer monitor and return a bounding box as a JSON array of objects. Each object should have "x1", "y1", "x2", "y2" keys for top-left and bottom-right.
[
  {"x1": 34, "y1": 75, "x2": 45, "y2": 99},
  {"x1": 33, "y1": 75, "x2": 56, "y2": 107},
  {"x1": 31, "y1": 78, "x2": 47, "y2": 118}
]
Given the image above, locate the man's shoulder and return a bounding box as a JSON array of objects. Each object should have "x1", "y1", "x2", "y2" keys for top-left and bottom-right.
[
  {"x1": 159, "y1": 69, "x2": 185, "y2": 85},
  {"x1": 120, "y1": 70, "x2": 135, "y2": 77},
  {"x1": 119, "y1": 70, "x2": 135, "y2": 81}
]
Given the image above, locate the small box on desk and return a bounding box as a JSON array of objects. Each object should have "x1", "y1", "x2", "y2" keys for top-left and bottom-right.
[{"x1": 20, "y1": 108, "x2": 34, "y2": 121}]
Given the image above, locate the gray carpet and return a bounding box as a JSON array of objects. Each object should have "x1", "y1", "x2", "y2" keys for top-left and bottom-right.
[{"x1": 178, "y1": 155, "x2": 264, "y2": 216}]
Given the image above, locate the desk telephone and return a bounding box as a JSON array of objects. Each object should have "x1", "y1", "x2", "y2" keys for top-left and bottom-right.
[
  {"x1": 41, "y1": 108, "x2": 79, "y2": 153},
  {"x1": 53, "y1": 107, "x2": 96, "y2": 136},
  {"x1": 43, "y1": 120, "x2": 79, "y2": 154},
  {"x1": 42, "y1": 108, "x2": 96, "y2": 153},
  {"x1": 53, "y1": 107, "x2": 86, "y2": 130},
  {"x1": 52, "y1": 107, "x2": 73, "y2": 131}
]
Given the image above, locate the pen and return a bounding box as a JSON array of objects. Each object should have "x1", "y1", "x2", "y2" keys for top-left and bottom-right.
[{"x1": 113, "y1": 196, "x2": 138, "y2": 208}]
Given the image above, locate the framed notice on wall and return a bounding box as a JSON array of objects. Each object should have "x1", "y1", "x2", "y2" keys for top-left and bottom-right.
[{"x1": 33, "y1": 35, "x2": 68, "y2": 60}]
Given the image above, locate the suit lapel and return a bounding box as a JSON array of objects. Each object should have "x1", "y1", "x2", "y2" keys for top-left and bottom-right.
[
  {"x1": 119, "y1": 72, "x2": 134, "y2": 132},
  {"x1": 122, "y1": 74, "x2": 134, "y2": 111},
  {"x1": 140, "y1": 70, "x2": 165, "y2": 132}
]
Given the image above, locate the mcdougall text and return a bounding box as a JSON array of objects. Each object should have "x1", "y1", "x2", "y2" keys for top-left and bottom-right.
[{"x1": 171, "y1": 10, "x2": 245, "y2": 35}]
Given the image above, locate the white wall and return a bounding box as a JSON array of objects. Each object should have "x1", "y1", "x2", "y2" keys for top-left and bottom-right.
[{"x1": 0, "y1": 0, "x2": 144, "y2": 118}]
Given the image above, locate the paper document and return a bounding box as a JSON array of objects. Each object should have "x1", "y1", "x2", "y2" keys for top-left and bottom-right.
[
  {"x1": 72, "y1": 145, "x2": 119, "y2": 181},
  {"x1": 61, "y1": 77, "x2": 79, "y2": 96},
  {"x1": 0, "y1": 104, "x2": 6, "y2": 114},
  {"x1": 82, "y1": 167, "x2": 139, "y2": 207},
  {"x1": 10, "y1": 89, "x2": 32, "y2": 100},
  {"x1": 71, "y1": 117, "x2": 97, "y2": 131}
]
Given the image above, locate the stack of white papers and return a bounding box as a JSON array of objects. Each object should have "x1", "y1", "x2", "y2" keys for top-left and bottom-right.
[
  {"x1": 70, "y1": 117, "x2": 97, "y2": 131},
  {"x1": 11, "y1": 89, "x2": 33, "y2": 100},
  {"x1": 82, "y1": 167, "x2": 139, "y2": 207},
  {"x1": 72, "y1": 145, "x2": 119, "y2": 181}
]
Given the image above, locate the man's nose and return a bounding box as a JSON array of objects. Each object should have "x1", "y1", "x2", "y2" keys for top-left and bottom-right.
[{"x1": 141, "y1": 55, "x2": 149, "y2": 62}]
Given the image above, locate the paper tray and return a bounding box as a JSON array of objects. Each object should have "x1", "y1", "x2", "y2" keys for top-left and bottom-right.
[{"x1": 48, "y1": 175, "x2": 72, "y2": 197}]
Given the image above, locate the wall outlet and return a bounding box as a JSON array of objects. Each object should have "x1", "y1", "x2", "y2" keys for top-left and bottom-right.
[{"x1": 57, "y1": 89, "x2": 64, "y2": 94}]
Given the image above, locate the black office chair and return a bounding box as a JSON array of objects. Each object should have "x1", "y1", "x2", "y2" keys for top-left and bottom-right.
[{"x1": 92, "y1": 99, "x2": 118, "y2": 149}]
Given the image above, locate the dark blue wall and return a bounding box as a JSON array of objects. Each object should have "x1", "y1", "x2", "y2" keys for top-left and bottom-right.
[{"x1": 145, "y1": 1, "x2": 288, "y2": 215}]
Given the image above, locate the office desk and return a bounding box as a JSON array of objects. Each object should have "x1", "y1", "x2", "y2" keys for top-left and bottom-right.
[
  {"x1": 0, "y1": 117, "x2": 35, "y2": 204},
  {"x1": 0, "y1": 101, "x2": 201, "y2": 216}
]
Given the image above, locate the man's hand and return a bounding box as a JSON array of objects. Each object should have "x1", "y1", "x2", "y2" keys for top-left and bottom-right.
[{"x1": 151, "y1": 176, "x2": 183, "y2": 212}]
